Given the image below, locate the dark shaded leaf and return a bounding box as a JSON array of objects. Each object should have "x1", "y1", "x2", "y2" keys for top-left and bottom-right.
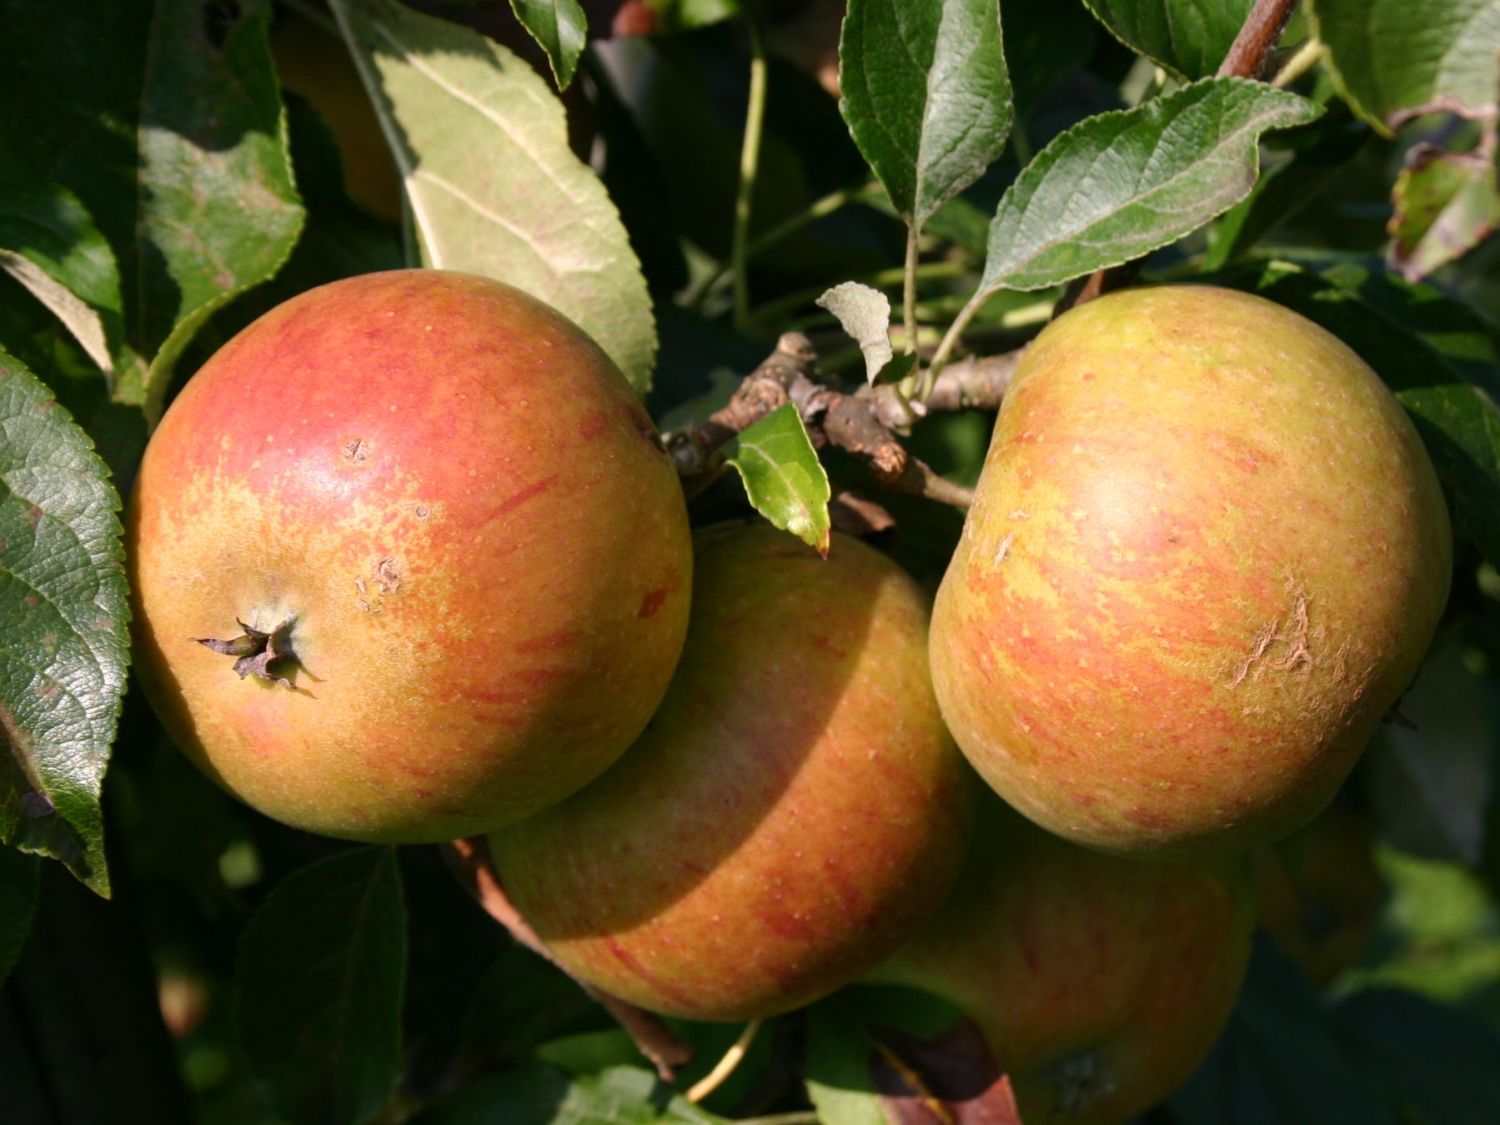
[
  {"x1": 1333, "y1": 988, "x2": 1500, "y2": 1125},
  {"x1": 236, "y1": 846, "x2": 406, "y2": 1125},
  {"x1": 1082, "y1": 0, "x2": 1256, "y2": 79},
  {"x1": 0, "y1": 845, "x2": 38, "y2": 984},
  {"x1": 1169, "y1": 940, "x2": 1395, "y2": 1125}
]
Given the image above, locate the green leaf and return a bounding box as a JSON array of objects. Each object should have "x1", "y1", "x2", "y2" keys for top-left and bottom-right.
[
  {"x1": 0, "y1": 0, "x2": 303, "y2": 418},
  {"x1": 805, "y1": 1004, "x2": 889, "y2": 1125},
  {"x1": 1388, "y1": 144, "x2": 1500, "y2": 283},
  {"x1": 1310, "y1": 0, "x2": 1500, "y2": 134},
  {"x1": 130, "y1": 0, "x2": 304, "y2": 417},
  {"x1": 236, "y1": 846, "x2": 407, "y2": 1125},
  {"x1": 1170, "y1": 941, "x2": 1396, "y2": 1124},
  {"x1": 509, "y1": 0, "x2": 589, "y2": 89},
  {"x1": 1345, "y1": 848, "x2": 1500, "y2": 1002},
  {"x1": 722, "y1": 403, "x2": 832, "y2": 555},
  {"x1": 331, "y1": 0, "x2": 658, "y2": 393},
  {"x1": 1082, "y1": 0, "x2": 1256, "y2": 79},
  {"x1": 0, "y1": 177, "x2": 122, "y2": 379},
  {"x1": 0, "y1": 845, "x2": 39, "y2": 984},
  {"x1": 1204, "y1": 113, "x2": 1369, "y2": 270},
  {"x1": 816, "y1": 281, "x2": 895, "y2": 384},
  {"x1": 978, "y1": 78, "x2": 1320, "y2": 293},
  {"x1": 412, "y1": 1062, "x2": 573, "y2": 1125},
  {"x1": 556, "y1": 1067, "x2": 724, "y2": 1124},
  {"x1": 0, "y1": 355, "x2": 127, "y2": 896},
  {"x1": 839, "y1": 0, "x2": 1013, "y2": 229},
  {"x1": 1334, "y1": 989, "x2": 1500, "y2": 1125},
  {"x1": 1223, "y1": 262, "x2": 1500, "y2": 568},
  {"x1": 1367, "y1": 631, "x2": 1499, "y2": 865}
]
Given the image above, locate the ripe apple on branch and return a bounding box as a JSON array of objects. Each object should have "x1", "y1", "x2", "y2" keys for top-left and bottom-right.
[{"x1": 3, "y1": 0, "x2": 1496, "y2": 1122}]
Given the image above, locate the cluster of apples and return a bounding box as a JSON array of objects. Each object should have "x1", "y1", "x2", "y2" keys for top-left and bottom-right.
[{"x1": 127, "y1": 271, "x2": 1449, "y2": 1122}]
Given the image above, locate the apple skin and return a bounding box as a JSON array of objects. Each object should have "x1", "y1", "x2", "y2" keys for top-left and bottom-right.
[
  {"x1": 488, "y1": 522, "x2": 974, "y2": 1021},
  {"x1": 1253, "y1": 798, "x2": 1384, "y2": 986},
  {"x1": 869, "y1": 798, "x2": 1255, "y2": 1124},
  {"x1": 127, "y1": 270, "x2": 692, "y2": 843},
  {"x1": 931, "y1": 285, "x2": 1452, "y2": 856}
]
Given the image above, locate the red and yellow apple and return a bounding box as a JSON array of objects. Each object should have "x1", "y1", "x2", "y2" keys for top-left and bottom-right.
[
  {"x1": 128, "y1": 269, "x2": 691, "y2": 843},
  {"x1": 870, "y1": 798, "x2": 1255, "y2": 1124},
  {"x1": 931, "y1": 285, "x2": 1451, "y2": 856},
  {"x1": 488, "y1": 522, "x2": 973, "y2": 1021}
]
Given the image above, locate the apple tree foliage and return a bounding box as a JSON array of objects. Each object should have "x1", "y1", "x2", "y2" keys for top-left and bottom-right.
[{"x1": 2, "y1": 0, "x2": 1500, "y2": 1122}]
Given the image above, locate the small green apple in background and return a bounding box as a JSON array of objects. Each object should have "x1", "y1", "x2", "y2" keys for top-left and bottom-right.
[
  {"x1": 931, "y1": 285, "x2": 1451, "y2": 857},
  {"x1": 1253, "y1": 798, "x2": 1385, "y2": 987},
  {"x1": 128, "y1": 270, "x2": 692, "y2": 843},
  {"x1": 869, "y1": 796, "x2": 1255, "y2": 1125},
  {"x1": 488, "y1": 522, "x2": 973, "y2": 1021}
]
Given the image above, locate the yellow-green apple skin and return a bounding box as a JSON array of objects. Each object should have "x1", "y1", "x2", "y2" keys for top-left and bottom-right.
[
  {"x1": 128, "y1": 270, "x2": 692, "y2": 843},
  {"x1": 931, "y1": 285, "x2": 1451, "y2": 856},
  {"x1": 489, "y1": 523, "x2": 973, "y2": 1021},
  {"x1": 870, "y1": 799, "x2": 1255, "y2": 1124}
]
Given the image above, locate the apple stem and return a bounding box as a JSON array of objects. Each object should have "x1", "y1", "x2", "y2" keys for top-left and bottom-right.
[{"x1": 686, "y1": 1018, "x2": 763, "y2": 1103}]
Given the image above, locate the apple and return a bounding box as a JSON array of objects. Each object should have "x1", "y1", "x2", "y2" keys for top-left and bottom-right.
[
  {"x1": 870, "y1": 798, "x2": 1255, "y2": 1124},
  {"x1": 931, "y1": 285, "x2": 1451, "y2": 856},
  {"x1": 488, "y1": 522, "x2": 973, "y2": 1021},
  {"x1": 1253, "y1": 798, "x2": 1384, "y2": 986},
  {"x1": 128, "y1": 270, "x2": 692, "y2": 843}
]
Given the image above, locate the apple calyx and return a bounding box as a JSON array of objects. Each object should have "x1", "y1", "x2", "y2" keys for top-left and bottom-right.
[
  {"x1": 195, "y1": 618, "x2": 300, "y2": 687},
  {"x1": 1050, "y1": 1048, "x2": 1117, "y2": 1118}
]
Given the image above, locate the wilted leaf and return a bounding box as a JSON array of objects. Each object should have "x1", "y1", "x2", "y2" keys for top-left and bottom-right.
[
  {"x1": 839, "y1": 0, "x2": 1012, "y2": 229},
  {"x1": 816, "y1": 281, "x2": 896, "y2": 384},
  {"x1": 978, "y1": 78, "x2": 1320, "y2": 293},
  {"x1": 331, "y1": 0, "x2": 657, "y2": 392},
  {"x1": 1082, "y1": 0, "x2": 1256, "y2": 79},
  {"x1": 510, "y1": 0, "x2": 589, "y2": 89},
  {"x1": 236, "y1": 846, "x2": 406, "y2": 1125},
  {"x1": 723, "y1": 403, "x2": 832, "y2": 554},
  {"x1": 1310, "y1": 0, "x2": 1500, "y2": 134},
  {"x1": 0, "y1": 845, "x2": 38, "y2": 984},
  {"x1": 1388, "y1": 143, "x2": 1500, "y2": 282},
  {"x1": 0, "y1": 356, "x2": 127, "y2": 896}
]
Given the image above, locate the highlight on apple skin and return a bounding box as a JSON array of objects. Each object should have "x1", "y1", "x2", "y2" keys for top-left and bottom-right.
[
  {"x1": 930, "y1": 284, "x2": 1452, "y2": 858},
  {"x1": 128, "y1": 269, "x2": 693, "y2": 843},
  {"x1": 489, "y1": 521, "x2": 975, "y2": 1022}
]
